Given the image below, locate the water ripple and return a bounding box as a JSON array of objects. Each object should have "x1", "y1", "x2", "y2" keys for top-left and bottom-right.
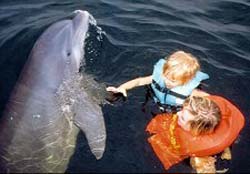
[{"x1": 0, "y1": 1, "x2": 250, "y2": 172}]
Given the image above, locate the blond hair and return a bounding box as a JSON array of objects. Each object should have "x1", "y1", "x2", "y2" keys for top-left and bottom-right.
[
  {"x1": 183, "y1": 96, "x2": 221, "y2": 136},
  {"x1": 163, "y1": 51, "x2": 200, "y2": 85}
]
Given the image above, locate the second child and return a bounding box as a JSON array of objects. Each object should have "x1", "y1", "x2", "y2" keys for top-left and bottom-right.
[{"x1": 106, "y1": 50, "x2": 209, "y2": 112}]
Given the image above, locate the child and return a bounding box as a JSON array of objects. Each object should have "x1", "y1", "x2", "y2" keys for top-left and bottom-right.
[
  {"x1": 106, "y1": 50, "x2": 209, "y2": 112},
  {"x1": 146, "y1": 95, "x2": 245, "y2": 173}
]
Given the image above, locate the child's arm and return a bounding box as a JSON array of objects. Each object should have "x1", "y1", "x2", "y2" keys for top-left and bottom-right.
[{"x1": 106, "y1": 75, "x2": 152, "y2": 97}]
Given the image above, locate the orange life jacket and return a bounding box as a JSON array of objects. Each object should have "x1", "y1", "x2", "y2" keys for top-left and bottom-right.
[{"x1": 146, "y1": 95, "x2": 245, "y2": 170}]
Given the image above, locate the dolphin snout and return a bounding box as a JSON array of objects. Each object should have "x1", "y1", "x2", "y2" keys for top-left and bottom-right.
[
  {"x1": 72, "y1": 9, "x2": 90, "y2": 30},
  {"x1": 73, "y1": 10, "x2": 89, "y2": 17}
]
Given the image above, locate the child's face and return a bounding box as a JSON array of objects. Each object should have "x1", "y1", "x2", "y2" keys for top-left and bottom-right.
[{"x1": 177, "y1": 106, "x2": 195, "y2": 131}]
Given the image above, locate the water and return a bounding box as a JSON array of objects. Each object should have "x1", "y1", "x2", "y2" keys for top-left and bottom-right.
[{"x1": 0, "y1": 0, "x2": 250, "y2": 173}]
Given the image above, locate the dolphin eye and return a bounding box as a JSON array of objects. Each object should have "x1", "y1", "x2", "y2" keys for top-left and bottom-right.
[{"x1": 67, "y1": 52, "x2": 71, "y2": 56}]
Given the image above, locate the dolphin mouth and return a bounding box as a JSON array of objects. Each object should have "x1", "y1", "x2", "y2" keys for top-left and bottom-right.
[{"x1": 73, "y1": 10, "x2": 88, "y2": 15}]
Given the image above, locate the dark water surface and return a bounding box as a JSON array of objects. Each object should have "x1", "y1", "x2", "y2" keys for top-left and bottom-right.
[{"x1": 0, "y1": 0, "x2": 250, "y2": 173}]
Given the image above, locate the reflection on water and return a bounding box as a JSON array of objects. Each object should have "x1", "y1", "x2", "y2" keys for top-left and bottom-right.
[{"x1": 0, "y1": 0, "x2": 250, "y2": 173}]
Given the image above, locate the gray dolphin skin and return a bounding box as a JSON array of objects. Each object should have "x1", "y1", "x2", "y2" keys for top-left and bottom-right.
[{"x1": 0, "y1": 10, "x2": 106, "y2": 173}]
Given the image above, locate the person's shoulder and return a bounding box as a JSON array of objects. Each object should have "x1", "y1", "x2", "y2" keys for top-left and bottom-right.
[
  {"x1": 207, "y1": 95, "x2": 244, "y2": 116},
  {"x1": 195, "y1": 71, "x2": 209, "y2": 81},
  {"x1": 207, "y1": 95, "x2": 231, "y2": 105},
  {"x1": 155, "y1": 58, "x2": 165, "y2": 64},
  {"x1": 208, "y1": 95, "x2": 245, "y2": 129},
  {"x1": 154, "y1": 58, "x2": 166, "y2": 68}
]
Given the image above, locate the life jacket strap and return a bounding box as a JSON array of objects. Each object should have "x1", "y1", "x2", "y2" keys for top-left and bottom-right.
[
  {"x1": 152, "y1": 80, "x2": 188, "y2": 100},
  {"x1": 157, "y1": 102, "x2": 183, "y2": 114},
  {"x1": 145, "y1": 85, "x2": 183, "y2": 114}
]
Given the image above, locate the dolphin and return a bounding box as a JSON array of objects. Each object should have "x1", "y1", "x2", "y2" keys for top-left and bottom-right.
[{"x1": 0, "y1": 10, "x2": 106, "y2": 173}]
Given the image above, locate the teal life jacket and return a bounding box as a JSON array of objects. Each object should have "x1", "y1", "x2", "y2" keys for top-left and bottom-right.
[{"x1": 150, "y1": 59, "x2": 209, "y2": 106}]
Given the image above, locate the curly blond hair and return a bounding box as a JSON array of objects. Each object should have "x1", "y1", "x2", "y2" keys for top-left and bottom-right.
[{"x1": 183, "y1": 96, "x2": 221, "y2": 135}]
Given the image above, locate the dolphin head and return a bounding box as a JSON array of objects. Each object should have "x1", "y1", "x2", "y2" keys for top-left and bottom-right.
[
  {"x1": 24, "y1": 10, "x2": 91, "y2": 90},
  {"x1": 62, "y1": 10, "x2": 90, "y2": 75}
]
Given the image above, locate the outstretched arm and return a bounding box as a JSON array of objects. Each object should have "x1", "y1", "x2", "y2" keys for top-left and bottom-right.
[{"x1": 106, "y1": 75, "x2": 152, "y2": 97}]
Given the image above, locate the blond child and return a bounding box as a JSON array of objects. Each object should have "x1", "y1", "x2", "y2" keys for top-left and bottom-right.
[
  {"x1": 146, "y1": 95, "x2": 245, "y2": 173},
  {"x1": 106, "y1": 50, "x2": 209, "y2": 112}
]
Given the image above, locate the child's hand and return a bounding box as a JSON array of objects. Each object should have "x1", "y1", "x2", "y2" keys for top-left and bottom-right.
[{"x1": 106, "y1": 86, "x2": 127, "y2": 97}]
